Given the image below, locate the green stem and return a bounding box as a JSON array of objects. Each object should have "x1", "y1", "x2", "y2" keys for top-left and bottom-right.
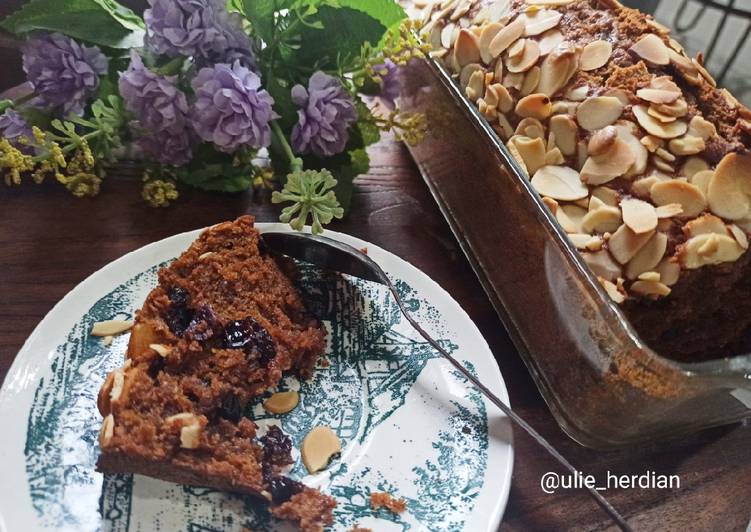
[
  {"x1": 271, "y1": 120, "x2": 302, "y2": 172},
  {"x1": 14, "y1": 92, "x2": 35, "y2": 106},
  {"x1": 31, "y1": 129, "x2": 103, "y2": 163},
  {"x1": 153, "y1": 56, "x2": 185, "y2": 76}
]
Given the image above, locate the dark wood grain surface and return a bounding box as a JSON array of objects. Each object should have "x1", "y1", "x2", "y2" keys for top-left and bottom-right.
[{"x1": 1, "y1": 2, "x2": 751, "y2": 530}]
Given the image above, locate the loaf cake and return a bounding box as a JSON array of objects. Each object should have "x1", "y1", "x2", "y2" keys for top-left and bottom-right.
[
  {"x1": 412, "y1": 0, "x2": 751, "y2": 360},
  {"x1": 96, "y1": 216, "x2": 335, "y2": 531}
]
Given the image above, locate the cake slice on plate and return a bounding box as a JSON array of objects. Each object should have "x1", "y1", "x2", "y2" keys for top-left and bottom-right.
[{"x1": 96, "y1": 215, "x2": 335, "y2": 531}]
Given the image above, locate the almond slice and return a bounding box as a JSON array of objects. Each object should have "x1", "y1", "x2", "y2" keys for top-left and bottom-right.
[
  {"x1": 99, "y1": 414, "x2": 115, "y2": 448},
  {"x1": 588, "y1": 126, "x2": 617, "y2": 156},
  {"x1": 521, "y1": 66, "x2": 542, "y2": 95},
  {"x1": 479, "y1": 22, "x2": 505, "y2": 64},
  {"x1": 729, "y1": 224, "x2": 749, "y2": 249},
  {"x1": 632, "y1": 105, "x2": 687, "y2": 139},
  {"x1": 507, "y1": 38, "x2": 526, "y2": 59},
  {"x1": 599, "y1": 277, "x2": 626, "y2": 303},
  {"x1": 91, "y1": 319, "x2": 134, "y2": 337},
  {"x1": 515, "y1": 117, "x2": 545, "y2": 139},
  {"x1": 460, "y1": 63, "x2": 484, "y2": 90},
  {"x1": 149, "y1": 343, "x2": 171, "y2": 357},
  {"x1": 668, "y1": 136, "x2": 705, "y2": 156},
  {"x1": 651, "y1": 180, "x2": 707, "y2": 218},
  {"x1": 678, "y1": 233, "x2": 745, "y2": 269},
  {"x1": 608, "y1": 224, "x2": 655, "y2": 264},
  {"x1": 507, "y1": 39, "x2": 541, "y2": 73},
  {"x1": 556, "y1": 204, "x2": 588, "y2": 233},
  {"x1": 621, "y1": 198, "x2": 658, "y2": 234},
  {"x1": 580, "y1": 40, "x2": 612, "y2": 71},
  {"x1": 685, "y1": 214, "x2": 727, "y2": 237},
  {"x1": 488, "y1": 17, "x2": 526, "y2": 58},
  {"x1": 592, "y1": 186, "x2": 620, "y2": 206},
  {"x1": 583, "y1": 250, "x2": 622, "y2": 281},
  {"x1": 689, "y1": 169, "x2": 713, "y2": 195},
  {"x1": 625, "y1": 232, "x2": 668, "y2": 280},
  {"x1": 630, "y1": 280, "x2": 671, "y2": 298},
  {"x1": 473, "y1": 0, "x2": 511, "y2": 24},
  {"x1": 549, "y1": 115, "x2": 578, "y2": 156},
  {"x1": 531, "y1": 165, "x2": 588, "y2": 201},
  {"x1": 537, "y1": 44, "x2": 577, "y2": 97},
  {"x1": 576, "y1": 96, "x2": 624, "y2": 131},
  {"x1": 263, "y1": 390, "x2": 300, "y2": 414},
  {"x1": 515, "y1": 93, "x2": 552, "y2": 120},
  {"x1": 630, "y1": 34, "x2": 670, "y2": 65},
  {"x1": 636, "y1": 88, "x2": 680, "y2": 104},
  {"x1": 511, "y1": 136, "x2": 547, "y2": 174},
  {"x1": 655, "y1": 203, "x2": 683, "y2": 218},
  {"x1": 454, "y1": 29, "x2": 482, "y2": 67},
  {"x1": 302, "y1": 426, "x2": 341, "y2": 473},
  {"x1": 614, "y1": 123, "x2": 648, "y2": 178},
  {"x1": 519, "y1": 9, "x2": 562, "y2": 36},
  {"x1": 581, "y1": 205, "x2": 622, "y2": 234},
  {"x1": 656, "y1": 258, "x2": 681, "y2": 286},
  {"x1": 580, "y1": 138, "x2": 636, "y2": 185},
  {"x1": 647, "y1": 106, "x2": 678, "y2": 124},
  {"x1": 707, "y1": 153, "x2": 751, "y2": 220},
  {"x1": 538, "y1": 29, "x2": 564, "y2": 55},
  {"x1": 688, "y1": 115, "x2": 717, "y2": 140}
]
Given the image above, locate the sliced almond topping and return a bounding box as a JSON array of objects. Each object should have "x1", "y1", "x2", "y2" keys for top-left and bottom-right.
[
  {"x1": 592, "y1": 186, "x2": 620, "y2": 206},
  {"x1": 689, "y1": 169, "x2": 713, "y2": 195},
  {"x1": 687, "y1": 115, "x2": 716, "y2": 140},
  {"x1": 707, "y1": 153, "x2": 751, "y2": 220},
  {"x1": 632, "y1": 172, "x2": 669, "y2": 197},
  {"x1": 580, "y1": 138, "x2": 636, "y2": 185},
  {"x1": 576, "y1": 96, "x2": 624, "y2": 131},
  {"x1": 583, "y1": 250, "x2": 622, "y2": 281},
  {"x1": 625, "y1": 232, "x2": 668, "y2": 279},
  {"x1": 99, "y1": 414, "x2": 115, "y2": 448},
  {"x1": 556, "y1": 204, "x2": 588, "y2": 233},
  {"x1": 653, "y1": 157, "x2": 675, "y2": 174},
  {"x1": 531, "y1": 165, "x2": 588, "y2": 201},
  {"x1": 454, "y1": 29, "x2": 482, "y2": 67},
  {"x1": 614, "y1": 123, "x2": 648, "y2": 178},
  {"x1": 102, "y1": 336, "x2": 113, "y2": 347},
  {"x1": 630, "y1": 280, "x2": 671, "y2": 298},
  {"x1": 630, "y1": 34, "x2": 670, "y2": 65},
  {"x1": 685, "y1": 214, "x2": 726, "y2": 237},
  {"x1": 149, "y1": 343, "x2": 171, "y2": 357},
  {"x1": 503, "y1": 71, "x2": 525, "y2": 90},
  {"x1": 527, "y1": 0, "x2": 576, "y2": 5},
  {"x1": 608, "y1": 224, "x2": 655, "y2": 264},
  {"x1": 521, "y1": 66, "x2": 541, "y2": 95},
  {"x1": 515, "y1": 117, "x2": 545, "y2": 139},
  {"x1": 566, "y1": 85, "x2": 589, "y2": 101},
  {"x1": 632, "y1": 105, "x2": 687, "y2": 139},
  {"x1": 495, "y1": 113, "x2": 514, "y2": 140},
  {"x1": 668, "y1": 136, "x2": 705, "y2": 156},
  {"x1": 655, "y1": 147, "x2": 676, "y2": 163},
  {"x1": 587, "y1": 126, "x2": 617, "y2": 156},
  {"x1": 638, "y1": 271, "x2": 661, "y2": 282},
  {"x1": 621, "y1": 198, "x2": 658, "y2": 234},
  {"x1": 515, "y1": 93, "x2": 552, "y2": 120},
  {"x1": 440, "y1": 22, "x2": 456, "y2": 49},
  {"x1": 656, "y1": 258, "x2": 681, "y2": 286},
  {"x1": 538, "y1": 29, "x2": 565, "y2": 55},
  {"x1": 647, "y1": 106, "x2": 678, "y2": 124},
  {"x1": 511, "y1": 136, "x2": 547, "y2": 174},
  {"x1": 180, "y1": 423, "x2": 202, "y2": 449},
  {"x1": 580, "y1": 40, "x2": 612, "y2": 71},
  {"x1": 507, "y1": 38, "x2": 526, "y2": 59},
  {"x1": 568, "y1": 233, "x2": 594, "y2": 249},
  {"x1": 460, "y1": 63, "x2": 484, "y2": 91},
  {"x1": 640, "y1": 135, "x2": 663, "y2": 153},
  {"x1": 599, "y1": 277, "x2": 626, "y2": 303},
  {"x1": 506, "y1": 137, "x2": 528, "y2": 172},
  {"x1": 636, "y1": 88, "x2": 680, "y2": 104},
  {"x1": 302, "y1": 426, "x2": 341, "y2": 473},
  {"x1": 473, "y1": 0, "x2": 511, "y2": 24},
  {"x1": 545, "y1": 147, "x2": 565, "y2": 165},
  {"x1": 651, "y1": 180, "x2": 707, "y2": 218},
  {"x1": 549, "y1": 115, "x2": 578, "y2": 156},
  {"x1": 692, "y1": 57, "x2": 717, "y2": 87},
  {"x1": 91, "y1": 319, "x2": 134, "y2": 337},
  {"x1": 109, "y1": 370, "x2": 125, "y2": 404},
  {"x1": 729, "y1": 224, "x2": 749, "y2": 250},
  {"x1": 465, "y1": 69, "x2": 485, "y2": 101},
  {"x1": 581, "y1": 205, "x2": 622, "y2": 234},
  {"x1": 520, "y1": 9, "x2": 562, "y2": 36},
  {"x1": 678, "y1": 233, "x2": 745, "y2": 269},
  {"x1": 488, "y1": 17, "x2": 526, "y2": 58},
  {"x1": 537, "y1": 44, "x2": 577, "y2": 97},
  {"x1": 263, "y1": 390, "x2": 300, "y2": 414},
  {"x1": 507, "y1": 39, "x2": 541, "y2": 73},
  {"x1": 97, "y1": 372, "x2": 115, "y2": 416},
  {"x1": 655, "y1": 203, "x2": 683, "y2": 218},
  {"x1": 479, "y1": 23, "x2": 505, "y2": 64}
]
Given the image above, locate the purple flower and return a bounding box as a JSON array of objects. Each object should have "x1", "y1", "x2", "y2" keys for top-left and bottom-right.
[
  {"x1": 191, "y1": 61, "x2": 277, "y2": 152},
  {"x1": 144, "y1": 0, "x2": 256, "y2": 68},
  {"x1": 119, "y1": 51, "x2": 189, "y2": 134},
  {"x1": 138, "y1": 129, "x2": 193, "y2": 166},
  {"x1": 291, "y1": 71, "x2": 357, "y2": 158},
  {"x1": 374, "y1": 59, "x2": 400, "y2": 109},
  {"x1": 22, "y1": 33, "x2": 108, "y2": 115},
  {"x1": 0, "y1": 109, "x2": 33, "y2": 147}
]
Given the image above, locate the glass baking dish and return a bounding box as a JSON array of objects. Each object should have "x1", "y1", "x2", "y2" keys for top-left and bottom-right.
[{"x1": 399, "y1": 58, "x2": 751, "y2": 449}]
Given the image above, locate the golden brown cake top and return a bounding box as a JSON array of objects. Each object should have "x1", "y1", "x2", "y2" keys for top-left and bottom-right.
[{"x1": 410, "y1": 0, "x2": 751, "y2": 303}]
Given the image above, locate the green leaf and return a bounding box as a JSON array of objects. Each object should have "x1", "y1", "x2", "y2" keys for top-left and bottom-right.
[
  {"x1": 240, "y1": 0, "x2": 278, "y2": 43},
  {"x1": 335, "y1": 0, "x2": 404, "y2": 31},
  {"x1": 0, "y1": 0, "x2": 145, "y2": 49},
  {"x1": 356, "y1": 101, "x2": 381, "y2": 147},
  {"x1": 294, "y1": 6, "x2": 386, "y2": 71},
  {"x1": 177, "y1": 146, "x2": 255, "y2": 193}
]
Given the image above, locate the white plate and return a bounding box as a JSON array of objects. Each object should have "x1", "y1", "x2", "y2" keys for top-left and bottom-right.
[{"x1": 0, "y1": 223, "x2": 513, "y2": 532}]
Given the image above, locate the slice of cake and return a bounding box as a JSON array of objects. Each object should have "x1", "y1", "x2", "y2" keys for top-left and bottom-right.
[{"x1": 96, "y1": 216, "x2": 335, "y2": 531}]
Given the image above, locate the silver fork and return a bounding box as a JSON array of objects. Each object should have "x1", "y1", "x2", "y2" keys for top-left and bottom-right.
[{"x1": 262, "y1": 231, "x2": 631, "y2": 532}]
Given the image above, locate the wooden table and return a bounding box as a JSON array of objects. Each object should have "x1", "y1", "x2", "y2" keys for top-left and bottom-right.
[{"x1": 1, "y1": 4, "x2": 750, "y2": 529}]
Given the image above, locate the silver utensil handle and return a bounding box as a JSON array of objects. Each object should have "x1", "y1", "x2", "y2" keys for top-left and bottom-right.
[{"x1": 382, "y1": 276, "x2": 633, "y2": 532}]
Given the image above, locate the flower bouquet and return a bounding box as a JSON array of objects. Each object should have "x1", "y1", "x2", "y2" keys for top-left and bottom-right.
[{"x1": 0, "y1": 0, "x2": 428, "y2": 233}]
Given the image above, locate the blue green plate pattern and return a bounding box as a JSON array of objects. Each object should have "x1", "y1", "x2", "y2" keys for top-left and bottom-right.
[{"x1": 0, "y1": 224, "x2": 513, "y2": 532}]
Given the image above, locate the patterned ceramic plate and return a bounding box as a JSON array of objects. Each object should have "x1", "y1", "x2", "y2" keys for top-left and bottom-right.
[{"x1": 0, "y1": 223, "x2": 513, "y2": 532}]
